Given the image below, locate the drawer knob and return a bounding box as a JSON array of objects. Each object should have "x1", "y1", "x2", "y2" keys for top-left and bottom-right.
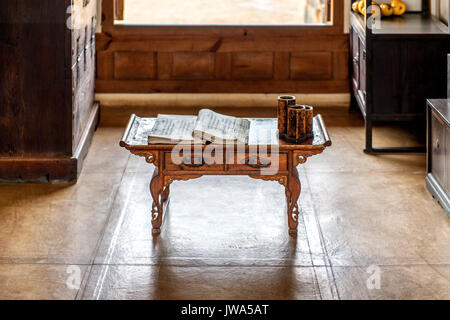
[
  {"x1": 435, "y1": 139, "x2": 440, "y2": 150},
  {"x1": 182, "y1": 156, "x2": 205, "y2": 167},
  {"x1": 247, "y1": 156, "x2": 271, "y2": 168}
]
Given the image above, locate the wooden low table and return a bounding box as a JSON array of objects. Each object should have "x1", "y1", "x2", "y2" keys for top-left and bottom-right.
[{"x1": 120, "y1": 114, "x2": 331, "y2": 235}]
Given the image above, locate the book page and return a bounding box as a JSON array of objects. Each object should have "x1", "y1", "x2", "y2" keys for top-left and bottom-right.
[
  {"x1": 194, "y1": 109, "x2": 250, "y2": 144},
  {"x1": 233, "y1": 117, "x2": 251, "y2": 144},
  {"x1": 148, "y1": 114, "x2": 197, "y2": 143},
  {"x1": 247, "y1": 118, "x2": 279, "y2": 145}
]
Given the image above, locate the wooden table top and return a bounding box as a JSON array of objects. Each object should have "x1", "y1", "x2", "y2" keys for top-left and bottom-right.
[{"x1": 120, "y1": 114, "x2": 332, "y2": 152}]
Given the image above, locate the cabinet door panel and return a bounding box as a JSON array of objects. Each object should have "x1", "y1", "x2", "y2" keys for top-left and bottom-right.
[
  {"x1": 358, "y1": 39, "x2": 366, "y2": 99},
  {"x1": 431, "y1": 113, "x2": 446, "y2": 189},
  {"x1": 351, "y1": 27, "x2": 360, "y2": 90},
  {"x1": 446, "y1": 125, "x2": 449, "y2": 193}
]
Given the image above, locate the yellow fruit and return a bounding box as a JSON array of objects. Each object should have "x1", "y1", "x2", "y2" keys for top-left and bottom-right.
[
  {"x1": 352, "y1": 1, "x2": 360, "y2": 13},
  {"x1": 391, "y1": 0, "x2": 406, "y2": 15},
  {"x1": 380, "y1": 3, "x2": 393, "y2": 16},
  {"x1": 358, "y1": 0, "x2": 366, "y2": 14}
]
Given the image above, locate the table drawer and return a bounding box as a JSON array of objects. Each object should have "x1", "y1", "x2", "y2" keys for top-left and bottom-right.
[
  {"x1": 164, "y1": 152, "x2": 224, "y2": 171},
  {"x1": 226, "y1": 153, "x2": 288, "y2": 172}
]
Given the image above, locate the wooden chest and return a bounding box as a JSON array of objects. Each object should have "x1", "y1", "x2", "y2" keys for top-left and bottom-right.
[
  {"x1": 426, "y1": 99, "x2": 450, "y2": 215},
  {"x1": 0, "y1": 0, "x2": 98, "y2": 182}
]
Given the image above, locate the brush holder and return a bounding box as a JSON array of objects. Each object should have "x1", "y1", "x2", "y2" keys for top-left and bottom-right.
[
  {"x1": 286, "y1": 105, "x2": 307, "y2": 143},
  {"x1": 277, "y1": 95, "x2": 296, "y2": 138}
]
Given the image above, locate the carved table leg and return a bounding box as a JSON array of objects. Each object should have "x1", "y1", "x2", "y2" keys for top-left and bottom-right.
[
  {"x1": 286, "y1": 168, "x2": 301, "y2": 236},
  {"x1": 162, "y1": 185, "x2": 170, "y2": 203},
  {"x1": 150, "y1": 168, "x2": 164, "y2": 234}
]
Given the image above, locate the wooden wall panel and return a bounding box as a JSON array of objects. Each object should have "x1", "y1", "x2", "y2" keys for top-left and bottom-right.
[
  {"x1": 333, "y1": 51, "x2": 350, "y2": 80},
  {"x1": 290, "y1": 52, "x2": 332, "y2": 80},
  {"x1": 215, "y1": 52, "x2": 232, "y2": 80},
  {"x1": 114, "y1": 51, "x2": 156, "y2": 79},
  {"x1": 231, "y1": 52, "x2": 274, "y2": 80},
  {"x1": 172, "y1": 52, "x2": 215, "y2": 79},
  {"x1": 157, "y1": 52, "x2": 173, "y2": 80},
  {"x1": 97, "y1": 51, "x2": 114, "y2": 79},
  {"x1": 273, "y1": 52, "x2": 291, "y2": 80}
]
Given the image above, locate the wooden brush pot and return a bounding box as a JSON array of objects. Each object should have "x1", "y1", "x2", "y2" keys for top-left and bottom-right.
[
  {"x1": 277, "y1": 95, "x2": 296, "y2": 138},
  {"x1": 304, "y1": 105, "x2": 314, "y2": 138},
  {"x1": 286, "y1": 105, "x2": 307, "y2": 143}
]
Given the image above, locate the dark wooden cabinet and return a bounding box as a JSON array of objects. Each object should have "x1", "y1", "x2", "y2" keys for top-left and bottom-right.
[
  {"x1": 426, "y1": 99, "x2": 449, "y2": 215},
  {"x1": 350, "y1": 1, "x2": 450, "y2": 153},
  {"x1": 0, "y1": 0, "x2": 99, "y2": 182}
]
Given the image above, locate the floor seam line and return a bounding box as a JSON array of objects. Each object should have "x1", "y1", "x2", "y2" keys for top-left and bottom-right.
[
  {"x1": 304, "y1": 169, "x2": 341, "y2": 300},
  {"x1": 75, "y1": 153, "x2": 131, "y2": 300}
]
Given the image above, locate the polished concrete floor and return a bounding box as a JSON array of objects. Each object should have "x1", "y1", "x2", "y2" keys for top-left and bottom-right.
[{"x1": 0, "y1": 107, "x2": 449, "y2": 300}]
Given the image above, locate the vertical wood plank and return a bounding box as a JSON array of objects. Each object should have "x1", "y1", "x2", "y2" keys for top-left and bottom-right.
[{"x1": 102, "y1": 0, "x2": 115, "y2": 31}]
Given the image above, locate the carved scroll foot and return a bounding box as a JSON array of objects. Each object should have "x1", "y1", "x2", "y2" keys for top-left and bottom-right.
[
  {"x1": 150, "y1": 168, "x2": 164, "y2": 233},
  {"x1": 286, "y1": 169, "x2": 301, "y2": 236}
]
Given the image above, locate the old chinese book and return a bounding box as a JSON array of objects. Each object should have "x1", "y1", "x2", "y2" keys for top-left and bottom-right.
[{"x1": 148, "y1": 109, "x2": 251, "y2": 144}]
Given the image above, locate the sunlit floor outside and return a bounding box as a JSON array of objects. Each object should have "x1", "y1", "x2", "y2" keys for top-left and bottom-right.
[{"x1": 120, "y1": 0, "x2": 328, "y2": 25}]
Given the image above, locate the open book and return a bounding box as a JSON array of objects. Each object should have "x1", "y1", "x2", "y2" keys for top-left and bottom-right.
[{"x1": 148, "y1": 109, "x2": 251, "y2": 144}]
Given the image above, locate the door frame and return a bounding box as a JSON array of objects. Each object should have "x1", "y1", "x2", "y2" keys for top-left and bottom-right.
[
  {"x1": 96, "y1": 0, "x2": 349, "y2": 94},
  {"x1": 104, "y1": 0, "x2": 344, "y2": 37}
]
